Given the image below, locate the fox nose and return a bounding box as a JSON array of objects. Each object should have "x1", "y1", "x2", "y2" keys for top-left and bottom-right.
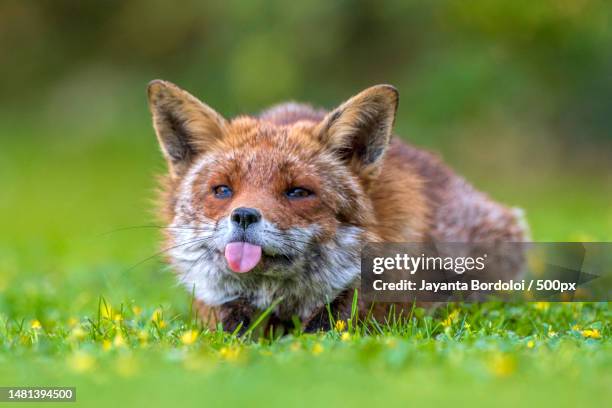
[{"x1": 230, "y1": 207, "x2": 262, "y2": 230}]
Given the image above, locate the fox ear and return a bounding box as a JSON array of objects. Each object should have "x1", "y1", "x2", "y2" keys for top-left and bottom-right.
[
  {"x1": 147, "y1": 80, "x2": 227, "y2": 176},
  {"x1": 316, "y1": 85, "x2": 398, "y2": 174}
]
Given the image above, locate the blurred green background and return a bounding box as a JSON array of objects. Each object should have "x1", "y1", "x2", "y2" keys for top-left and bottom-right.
[
  {"x1": 1, "y1": 0, "x2": 611, "y2": 312},
  {"x1": 0, "y1": 2, "x2": 610, "y2": 406}
]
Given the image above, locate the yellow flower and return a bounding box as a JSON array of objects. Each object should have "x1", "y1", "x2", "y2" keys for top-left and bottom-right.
[
  {"x1": 312, "y1": 343, "x2": 324, "y2": 355},
  {"x1": 100, "y1": 304, "x2": 113, "y2": 320},
  {"x1": 442, "y1": 310, "x2": 460, "y2": 327},
  {"x1": 489, "y1": 354, "x2": 516, "y2": 377},
  {"x1": 137, "y1": 330, "x2": 149, "y2": 344},
  {"x1": 534, "y1": 302, "x2": 549, "y2": 311},
  {"x1": 102, "y1": 339, "x2": 113, "y2": 351},
  {"x1": 113, "y1": 313, "x2": 123, "y2": 323},
  {"x1": 219, "y1": 346, "x2": 241, "y2": 361},
  {"x1": 132, "y1": 306, "x2": 142, "y2": 316},
  {"x1": 385, "y1": 338, "x2": 397, "y2": 348},
  {"x1": 341, "y1": 332, "x2": 351, "y2": 341},
  {"x1": 30, "y1": 320, "x2": 42, "y2": 330},
  {"x1": 181, "y1": 330, "x2": 199, "y2": 345},
  {"x1": 572, "y1": 324, "x2": 581, "y2": 331},
  {"x1": 335, "y1": 319, "x2": 347, "y2": 332},
  {"x1": 113, "y1": 334, "x2": 126, "y2": 348},
  {"x1": 151, "y1": 308, "x2": 167, "y2": 328},
  {"x1": 69, "y1": 327, "x2": 87, "y2": 341},
  {"x1": 289, "y1": 342, "x2": 301, "y2": 352},
  {"x1": 527, "y1": 340, "x2": 535, "y2": 349},
  {"x1": 69, "y1": 352, "x2": 95, "y2": 373},
  {"x1": 151, "y1": 308, "x2": 163, "y2": 322},
  {"x1": 67, "y1": 317, "x2": 78, "y2": 327},
  {"x1": 581, "y1": 329, "x2": 601, "y2": 339}
]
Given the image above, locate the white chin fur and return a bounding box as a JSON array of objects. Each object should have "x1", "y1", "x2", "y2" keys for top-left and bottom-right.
[{"x1": 170, "y1": 219, "x2": 363, "y2": 318}]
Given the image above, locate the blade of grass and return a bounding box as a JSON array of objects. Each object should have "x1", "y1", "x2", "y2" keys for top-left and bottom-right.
[{"x1": 242, "y1": 297, "x2": 284, "y2": 339}]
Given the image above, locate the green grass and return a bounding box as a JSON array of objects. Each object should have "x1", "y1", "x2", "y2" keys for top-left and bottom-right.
[
  {"x1": 0, "y1": 300, "x2": 609, "y2": 407},
  {"x1": 0, "y1": 124, "x2": 610, "y2": 407}
]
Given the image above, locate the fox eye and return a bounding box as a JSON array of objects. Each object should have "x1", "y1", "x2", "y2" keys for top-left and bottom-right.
[
  {"x1": 212, "y1": 185, "x2": 233, "y2": 199},
  {"x1": 285, "y1": 187, "x2": 313, "y2": 199}
]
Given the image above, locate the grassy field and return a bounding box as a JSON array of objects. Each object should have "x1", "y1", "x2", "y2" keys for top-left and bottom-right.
[
  {"x1": 0, "y1": 122, "x2": 610, "y2": 407},
  {"x1": 1, "y1": 2, "x2": 611, "y2": 406}
]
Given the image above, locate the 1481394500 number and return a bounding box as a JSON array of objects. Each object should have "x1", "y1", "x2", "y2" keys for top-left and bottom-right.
[{"x1": 4, "y1": 387, "x2": 75, "y2": 401}]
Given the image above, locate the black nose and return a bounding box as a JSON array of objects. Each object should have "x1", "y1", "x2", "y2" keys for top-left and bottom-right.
[{"x1": 231, "y1": 207, "x2": 262, "y2": 230}]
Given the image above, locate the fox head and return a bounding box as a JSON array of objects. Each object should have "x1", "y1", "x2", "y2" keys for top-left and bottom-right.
[{"x1": 148, "y1": 80, "x2": 398, "y2": 315}]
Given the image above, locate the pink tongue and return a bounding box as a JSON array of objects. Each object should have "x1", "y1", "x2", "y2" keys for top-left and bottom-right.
[{"x1": 224, "y1": 242, "x2": 262, "y2": 273}]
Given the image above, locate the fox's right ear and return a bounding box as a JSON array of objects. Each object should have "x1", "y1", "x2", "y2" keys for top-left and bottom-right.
[
  {"x1": 315, "y1": 85, "x2": 398, "y2": 179},
  {"x1": 147, "y1": 80, "x2": 227, "y2": 176}
]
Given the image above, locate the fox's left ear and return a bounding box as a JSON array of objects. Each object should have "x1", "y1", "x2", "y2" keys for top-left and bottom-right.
[{"x1": 316, "y1": 84, "x2": 398, "y2": 175}]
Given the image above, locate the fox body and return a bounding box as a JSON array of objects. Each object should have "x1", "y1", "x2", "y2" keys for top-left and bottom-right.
[{"x1": 148, "y1": 81, "x2": 527, "y2": 332}]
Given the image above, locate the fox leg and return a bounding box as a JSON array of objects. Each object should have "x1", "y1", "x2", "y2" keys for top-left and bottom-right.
[
  {"x1": 195, "y1": 298, "x2": 254, "y2": 335},
  {"x1": 303, "y1": 290, "x2": 354, "y2": 332},
  {"x1": 216, "y1": 299, "x2": 255, "y2": 334}
]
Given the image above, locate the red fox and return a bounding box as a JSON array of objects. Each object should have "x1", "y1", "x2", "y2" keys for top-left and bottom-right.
[{"x1": 147, "y1": 80, "x2": 528, "y2": 332}]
